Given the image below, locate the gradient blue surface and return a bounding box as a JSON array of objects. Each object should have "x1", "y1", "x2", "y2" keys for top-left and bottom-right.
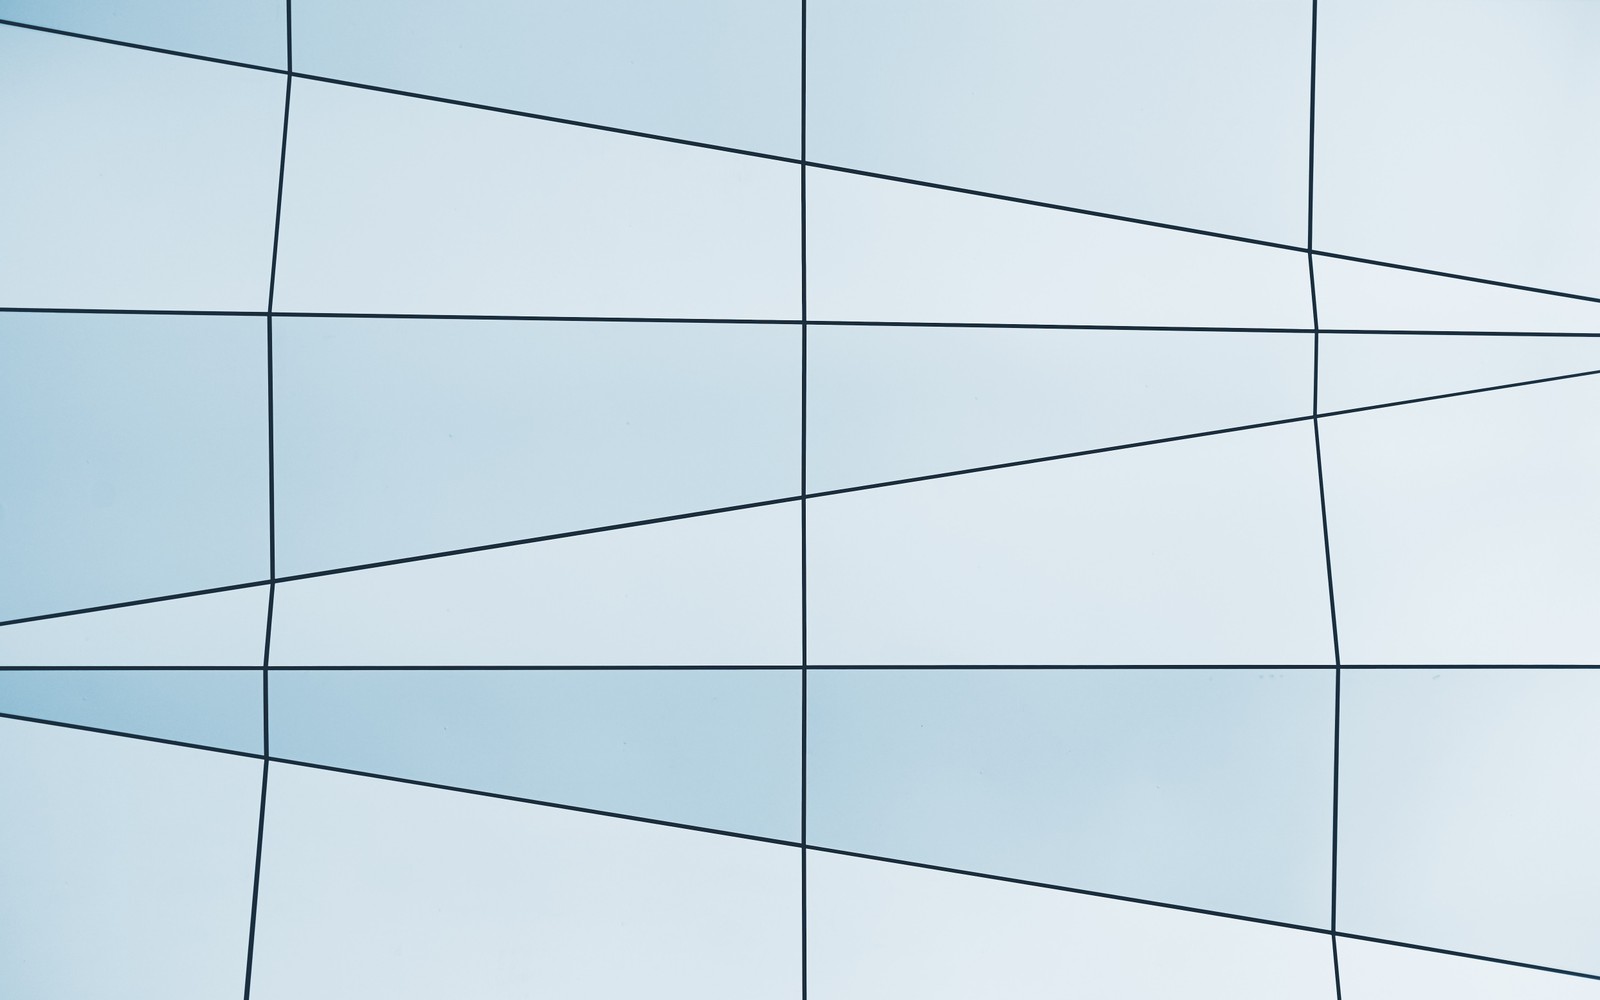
[
  {"x1": 0, "y1": 719, "x2": 261, "y2": 1000},
  {"x1": 270, "y1": 669, "x2": 800, "y2": 840},
  {"x1": 0, "y1": 0, "x2": 287, "y2": 67},
  {"x1": 807, "y1": 326, "x2": 1310, "y2": 491},
  {"x1": 272, "y1": 79, "x2": 799, "y2": 318},
  {"x1": 808, "y1": 669, "x2": 1336, "y2": 927},
  {"x1": 0, "y1": 670, "x2": 261, "y2": 753},
  {"x1": 294, "y1": 0, "x2": 799, "y2": 155},
  {"x1": 0, "y1": 314, "x2": 268, "y2": 621},
  {"x1": 809, "y1": 0, "x2": 1312, "y2": 244},
  {"x1": 0, "y1": 587, "x2": 269, "y2": 666},
  {"x1": 0, "y1": 26, "x2": 284, "y2": 310},
  {"x1": 1339, "y1": 670, "x2": 1600, "y2": 974},
  {"x1": 273, "y1": 318, "x2": 799, "y2": 575},
  {"x1": 269, "y1": 503, "x2": 802, "y2": 666},
  {"x1": 249, "y1": 763, "x2": 801, "y2": 999}
]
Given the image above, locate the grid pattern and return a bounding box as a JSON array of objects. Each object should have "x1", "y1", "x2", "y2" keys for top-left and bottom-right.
[{"x1": 4, "y1": 2, "x2": 1600, "y2": 998}]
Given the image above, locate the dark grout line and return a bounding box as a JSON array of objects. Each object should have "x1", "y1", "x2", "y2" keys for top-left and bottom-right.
[{"x1": 1335, "y1": 932, "x2": 1600, "y2": 983}]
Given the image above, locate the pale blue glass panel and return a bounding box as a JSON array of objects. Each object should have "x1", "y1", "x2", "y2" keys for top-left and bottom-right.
[
  {"x1": 0, "y1": 586, "x2": 269, "y2": 666},
  {"x1": 1319, "y1": 333, "x2": 1600, "y2": 414},
  {"x1": 809, "y1": 852, "x2": 1337, "y2": 1000},
  {"x1": 1339, "y1": 669, "x2": 1600, "y2": 975},
  {"x1": 0, "y1": 314, "x2": 268, "y2": 622},
  {"x1": 1314, "y1": 256, "x2": 1600, "y2": 333},
  {"x1": 1338, "y1": 938, "x2": 1600, "y2": 999},
  {"x1": 271, "y1": 669, "x2": 798, "y2": 840},
  {"x1": 805, "y1": 168, "x2": 1311, "y2": 327},
  {"x1": 270, "y1": 503, "x2": 801, "y2": 666},
  {"x1": 807, "y1": 423, "x2": 1332, "y2": 665},
  {"x1": 250, "y1": 763, "x2": 801, "y2": 999},
  {"x1": 0, "y1": 27, "x2": 284, "y2": 310},
  {"x1": 808, "y1": 326, "x2": 1310, "y2": 492},
  {"x1": 0, "y1": 670, "x2": 260, "y2": 753},
  {"x1": 273, "y1": 80, "x2": 799, "y2": 318},
  {"x1": 0, "y1": 719, "x2": 261, "y2": 1000},
  {"x1": 808, "y1": 0, "x2": 1311, "y2": 245},
  {"x1": 1320, "y1": 378, "x2": 1600, "y2": 663},
  {"x1": 1316, "y1": 0, "x2": 1600, "y2": 296},
  {"x1": 274, "y1": 318, "x2": 798, "y2": 575},
  {"x1": 808, "y1": 669, "x2": 1335, "y2": 927},
  {"x1": 295, "y1": 0, "x2": 798, "y2": 155},
  {"x1": 0, "y1": 0, "x2": 287, "y2": 68}
]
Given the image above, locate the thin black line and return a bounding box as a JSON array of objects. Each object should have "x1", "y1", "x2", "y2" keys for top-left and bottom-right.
[
  {"x1": 273, "y1": 494, "x2": 804, "y2": 584},
  {"x1": 276, "y1": 312, "x2": 800, "y2": 324},
  {"x1": 1311, "y1": 7, "x2": 1344, "y2": 995},
  {"x1": 0, "y1": 711, "x2": 262, "y2": 757},
  {"x1": 805, "y1": 159, "x2": 1302, "y2": 252},
  {"x1": 808, "y1": 415, "x2": 1314, "y2": 499},
  {"x1": 2, "y1": 709, "x2": 1598, "y2": 980},
  {"x1": 244, "y1": 17, "x2": 290, "y2": 998},
  {"x1": 7, "y1": 305, "x2": 1598, "y2": 338},
  {"x1": 8, "y1": 359, "x2": 1600, "y2": 633},
  {"x1": 0, "y1": 17, "x2": 286, "y2": 73},
  {"x1": 240, "y1": 759, "x2": 270, "y2": 1000},
  {"x1": 271, "y1": 757, "x2": 799, "y2": 848},
  {"x1": 1335, "y1": 933, "x2": 1600, "y2": 982},
  {"x1": 799, "y1": 3, "x2": 810, "y2": 996},
  {"x1": 8, "y1": 663, "x2": 1600, "y2": 671},
  {"x1": 290, "y1": 72, "x2": 800, "y2": 165},
  {"x1": 6, "y1": 13, "x2": 1600, "y2": 308},
  {"x1": 0, "y1": 306, "x2": 271, "y2": 317},
  {"x1": 1313, "y1": 250, "x2": 1600, "y2": 306},
  {"x1": 1330, "y1": 670, "x2": 1343, "y2": 929},
  {"x1": 1320, "y1": 365, "x2": 1600, "y2": 420},
  {"x1": 1332, "y1": 936, "x2": 1344, "y2": 999},
  {"x1": 808, "y1": 846, "x2": 1328, "y2": 934},
  {"x1": 0, "y1": 580, "x2": 272, "y2": 629}
]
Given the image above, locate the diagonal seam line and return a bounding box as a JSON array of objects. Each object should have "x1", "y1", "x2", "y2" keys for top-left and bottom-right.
[
  {"x1": 6, "y1": 306, "x2": 1600, "y2": 339},
  {"x1": 6, "y1": 360, "x2": 1600, "y2": 632},
  {"x1": 3, "y1": 710, "x2": 1600, "y2": 985},
  {"x1": 10, "y1": 18, "x2": 1600, "y2": 305},
  {"x1": 3, "y1": 712, "x2": 1595, "y2": 983}
]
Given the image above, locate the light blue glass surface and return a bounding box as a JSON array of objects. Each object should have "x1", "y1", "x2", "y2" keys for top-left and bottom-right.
[
  {"x1": 0, "y1": 719, "x2": 261, "y2": 1000},
  {"x1": 808, "y1": 326, "x2": 1310, "y2": 492},
  {"x1": 1338, "y1": 938, "x2": 1600, "y2": 1000},
  {"x1": 807, "y1": 423, "x2": 1333, "y2": 665},
  {"x1": 269, "y1": 503, "x2": 802, "y2": 666},
  {"x1": 250, "y1": 763, "x2": 801, "y2": 999},
  {"x1": 295, "y1": 0, "x2": 798, "y2": 155},
  {"x1": 0, "y1": 0, "x2": 287, "y2": 68},
  {"x1": 805, "y1": 167, "x2": 1311, "y2": 327},
  {"x1": 0, "y1": 587, "x2": 269, "y2": 666},
  {"x1": 1339, "y1": 669, "x2": 1600, "y2": 974},
  {"x1": 1316, "y1": 0, "x2": 1600, "y2": 296},
  {"x1": 0, "y1": 27, "x2": 284, "y2": 310},
  {"x1": 274, "y1": 318, "x2": 799, "y2": 575},
  {"x1": 808, "y1": 669, "x2": 1336, "y2": 928},
  {"x1": 1320, "y1": 378, "x2": 1600, "y2": 663},
  {"x1": 270, "y1": 669, "x2": 798, "y2": 840},
  {"x1": 808, "y1": 0, "x2": 1311, "y2": 245},
  {"x1": 1313, "y1": 256, "x2": 1600, "y2": 333},
  {"x1": 0, "y1": 670, "x2": 261, "y2": 753},
  {"x1": 0, "y1": 314, "x2": 269, "y2": 622},
  {"x1": 809, "y1": 852, "x2": 1337, "y2": 1000},
  {"x1": 1319, "y1": 332, "x2": 1600, "y2": 414},
  {"x1": 272, "y1": 80, "x2": 800, "y2": 318}
]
